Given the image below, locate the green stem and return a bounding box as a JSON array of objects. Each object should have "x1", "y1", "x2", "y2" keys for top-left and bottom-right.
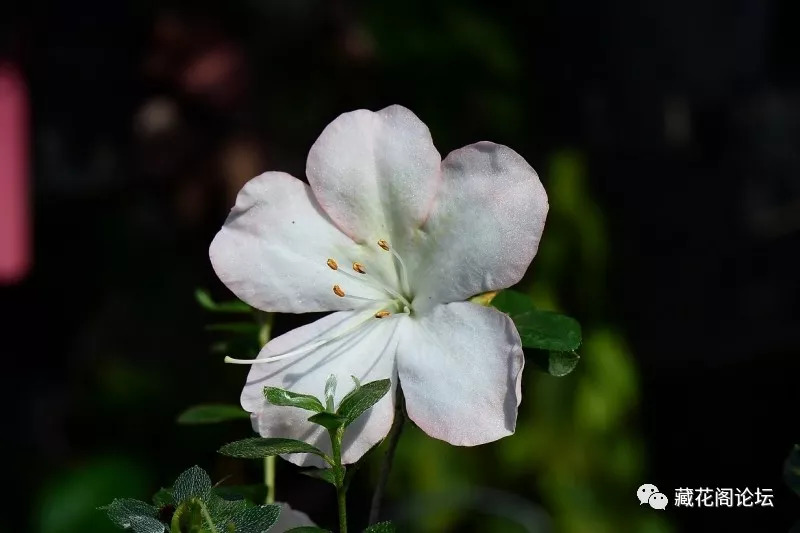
[
  {"x1": 258, "y1": 312, "x2": 276, "y2": 505},
  {"x1": 264, "y1": 456, "x2": 275, "y2": 504},
  {"x1": 330, "y1": 426, "x2": 348, "y2": 533},
  {"x1": 337, "y1": 485, "x2": 347, "y2": 533},
  {"x1": 368, "y1": 387, "x2": 405, "y2": 524},
  {"x1": 257, "y1": 312, "x2": 274, "y2": 348}
]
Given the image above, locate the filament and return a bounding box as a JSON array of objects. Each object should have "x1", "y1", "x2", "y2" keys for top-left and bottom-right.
[
  {"x1": 337, "y1": 267, "x2": 410, "y2": 307},
  {"x1": 225, "y1": 312, "x2": 377, "y2": 365},
  {"x1": 387, "y1": 246, "x2": 411, "y2": 296}
]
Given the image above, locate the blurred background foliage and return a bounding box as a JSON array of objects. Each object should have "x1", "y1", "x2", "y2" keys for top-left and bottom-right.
[{"x1": 3, "y1": 0, "x2": 799, "y2": 532}]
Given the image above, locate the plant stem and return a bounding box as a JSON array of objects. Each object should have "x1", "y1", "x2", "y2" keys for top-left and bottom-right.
[
  {"x1": 257, "y1": 311, "x2": 274, "y2": 348},
  {"x1": 259, "y1": 312, "x2": 276, "y2": 505},
  {"x1": 337, "y1": 484, "x2": 348, "y2": 533},
  {"x1": 330, "y1": 426, "x2": 348, "y2": 533},
  {"x1": 368, "y1": 387, "x2": 405, "y2": 525},
  {"x1": 264, "y1": 456, "x2": 275, "y2": 504}
]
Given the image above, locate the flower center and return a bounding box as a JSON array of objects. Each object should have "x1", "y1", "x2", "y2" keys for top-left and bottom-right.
[
  {"x1": 224, "y1": 239, "x2": 411, "y2": 366},
  {"x1": 326, "y1": 239, "x2": 413, "y2": 312}
]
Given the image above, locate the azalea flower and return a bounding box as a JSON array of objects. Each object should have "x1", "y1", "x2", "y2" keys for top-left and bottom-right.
[{"x1": 210, "y1": 105, "x2": 548, "y2": 466}]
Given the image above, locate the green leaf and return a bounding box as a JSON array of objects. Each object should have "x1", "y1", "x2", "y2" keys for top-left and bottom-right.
[
  {"x1": 212, "y1": 485, "x2": 267, "y2": 505},
  {"x1": 102, "y1": 498, "x2": 162, "y2": 531},
  {"x1": 301, "y1": 468, "x2": 337, "y2": 486},
  {"x1": 307, "y1": 411, "x2": 347, "y2": 431},
  {"x1": 547, "y1": 350, "x2": 581, "y2": 377},
  {"x1": 523, "y1": 349, "x2": 582, "y2": 377},
  {"x1": 337, "y1": 376, "x2": 361, "y2": 407},
  {"x1": 784, "y1": 444, "x2": 800, "y2": 497},
  {"x1": 514, "y1": 311, "x2": 582, "y2": 351},
  {"x1": 219, "y1": 438, "x2": 326, "y2": 459},
  {"x1": 336, "y1": 379, "x2": 391, "y2": 425},
  {"x1": 285, "y1": 528, "x2": 331, "y2": 533},
  {"x1": 172, "y1": 466, "x2": 212, "y2": 503},
  {"x1": 177, "y1": 404, "x2": 251, "y2": 425},
  {"x1": 165, "y1": 472, "x2": 278, "y2": 533},
  {"x1": 152, "y1": 488, "x2": 174, "y2": 508},
  {"x1": 264, "y1": 387, "x2": 325, "y2": 413},
  {"x1": 228, "y1": 504, "x2": 281, "y2": 533},
  {"x1": 489, "y1": 289, "x2": 535, "y2": 314},
  {"x1": 195, "y1": 289, "x2": 251, "y2": 313},
  {"x1": 127, "y1": 516, "x2": 167, "y2": 533},
  {"x1": 204, "y1": 493, "x2": 246, "y2": 528},
  {"x1": 363, "y1": 522, "x2": 396, "y2": 533},
  {"x1": 492, "y1": 290, "x2": 582, "y2": 351}
]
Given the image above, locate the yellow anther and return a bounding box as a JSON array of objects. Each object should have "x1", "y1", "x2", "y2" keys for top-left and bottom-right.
[
  {"x1": 374, "y1": 310, "x2": 391, "y2": 319},
  {"x1": 352, "y1": 262, "x2": 366, "y2": 274},
  {"x1": 333, "y1": 284, "x2": 345, "y2": 297},
  {"x1": 377, "y1": 239, "x2": 390, "y2": 251},
  {"x1": 326, "y1": 258, "x2": 339, "y2": 270}
]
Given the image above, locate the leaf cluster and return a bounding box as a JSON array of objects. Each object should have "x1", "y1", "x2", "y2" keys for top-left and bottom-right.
[
  {"x1": 492, "y1": 290, "x2": 582, "y2": 376},
  {"x1": 101, "y1": 466, "x2": 280, "y2": 533},
  {"x1": 218, "y1": 378, "x2": 391, "y2": 474}
]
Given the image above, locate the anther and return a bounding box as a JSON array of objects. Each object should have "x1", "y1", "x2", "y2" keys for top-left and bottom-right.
[
  {"x1": 377, "y1": 237, "x2": 411, "y2": 296},
  {"x1": 333, "y1": 284, "x2": 345, "y2": 297},
  {"x1": 327, "y1": 258, "x2": 339, "y2": 270},
  {"x1": 352, "y1": 262, "x2": 366, "y2": 274},
  {"x1": 374, "y1": 310, "x2": 391, "y2": 319}
]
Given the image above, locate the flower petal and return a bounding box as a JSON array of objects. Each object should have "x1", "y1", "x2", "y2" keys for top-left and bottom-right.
[
  {"x1": 244, "y1": 310, "x2": 401, "y2": 467},
  {"x1": 306, "y1": 105, "x2": 441, "y2": 249},
  {"x1": 271, "y1": 503, "x2": 316, "y2": 531},
  {"x1": 396, "y1": 302, "x2": 524, "y2": 446},
  {"x1": 411, "y1": 142, "x2": 548, "y2": 307},
  {"x1": 210, "y1": 171, "x2": 392, "y2": 313}
]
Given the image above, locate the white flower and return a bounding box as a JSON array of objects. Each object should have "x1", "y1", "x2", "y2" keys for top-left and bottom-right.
[{"x1": 210, "y1": 105, "x2": 548, "y2": 466}]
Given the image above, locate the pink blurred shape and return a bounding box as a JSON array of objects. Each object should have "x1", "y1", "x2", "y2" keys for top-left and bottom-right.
[{"x1": 0, "y1": 62, "x2": 30, "y2": 284}]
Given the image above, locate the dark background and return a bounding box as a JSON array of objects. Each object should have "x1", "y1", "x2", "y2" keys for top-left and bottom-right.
[{"x1": 2, "y1": 1, "x2": 799, "y2": 532}]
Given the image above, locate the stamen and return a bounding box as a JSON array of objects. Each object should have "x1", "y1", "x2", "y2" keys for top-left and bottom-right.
[
  {"x1": 377, "y1": 239, "x2": 411, "y2": 296},
  {"x1": 336, "y1": 266, "x2": 410, "y2": 306},
  {"x1": 344, "y1": 294, "x2": 385, "y2": 302},
  {"x1": 225, "y1": 341, "x2": 325, "y2": 364},
  {"x1": 352, "y1": 262, "x2": 366, "y2": 274},
  {"x1": 374, "y1": 310, "x2": 391, "y2": 318},
  {"x1": 327, "y1": 258, "x2": 339, "y2": 270},
  {"x1": 333, "y1": 284, "x2": 345, "y2": 297}
]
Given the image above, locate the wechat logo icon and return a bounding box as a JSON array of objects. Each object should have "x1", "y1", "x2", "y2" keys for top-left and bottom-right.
[{"x1": 638, "y1": 484, "x2": 668, "y2": 510}]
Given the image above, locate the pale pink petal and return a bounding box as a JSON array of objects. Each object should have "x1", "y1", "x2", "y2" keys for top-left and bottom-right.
[
  {"x1": 410, "y1": 142, "x2": 548, "y2": 308},
  {"x1": 245, "y1": 310, "x2": 402, "y2": 467},
  {"x1": 210, "y1": 171, "x2": 393, "y2": 314},
  {"x1": 396, "y1": 302, "x2": 524, "y2": 446},
  {"x1": 305, "y1": 105, "x2": 441, "y2": 253}
]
